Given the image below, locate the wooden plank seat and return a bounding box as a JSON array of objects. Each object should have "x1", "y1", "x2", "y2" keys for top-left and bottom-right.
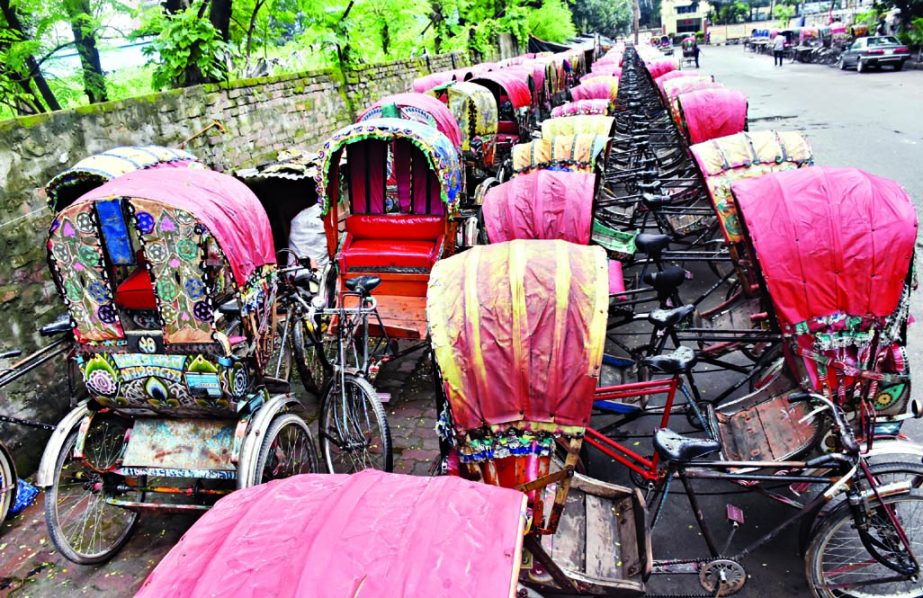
[{"x1": 530, "y1": 473, "x2": 650, "y2": 596}]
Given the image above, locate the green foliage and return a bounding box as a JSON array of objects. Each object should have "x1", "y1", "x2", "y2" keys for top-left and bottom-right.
[
  {"x1": 855, "y1": 8, "x2": 882, "y2": 29},
  {"x1": 710, "y1": 0, "x2": 749, "y2": 25},
  {"x1": 527, "y1": 0, "x2": 576, "y2": 43},
  {"x1": 907, "y1": 16, "x2": 923, "y2": 45},
  {"x1": 141, "y1": 4, "x2": 229, "y2": 89},
  {"x1": 773, "y1": 4, "x2": 794, "y2": 27},
  {"x1": 571, "y1": 0, "x2": 632, "y2": 37}
]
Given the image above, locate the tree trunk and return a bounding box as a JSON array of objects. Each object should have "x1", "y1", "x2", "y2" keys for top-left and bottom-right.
[
  {"x1": 162, "y1": 0, "x2": 190, "y2": 11},
  {"x1": 0, "y1": 0, "x2": 60, "y2": 111},
  {"x1": 245, "y1": 0, "x2": 265, "y2": 57},
  {"x1": 210, "y1": 0, "x2": 232, "y2": 41},
  {"x1": 633, "y1": 0, "x2": 641, "y2": 43},
  {"x1": 65, "y1": 0, "x2": 108, "y2": 103}
]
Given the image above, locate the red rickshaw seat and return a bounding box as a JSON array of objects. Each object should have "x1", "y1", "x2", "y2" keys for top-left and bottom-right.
[
  {"x1": 339, "y1": 215, "x2": 445, "y2": 274},
  {"x1": 116, "y1": 266, "x2": 157, "y2": 310},
  {"x1": 497, "y1": 121, "x2": 519, "y2": 135}
]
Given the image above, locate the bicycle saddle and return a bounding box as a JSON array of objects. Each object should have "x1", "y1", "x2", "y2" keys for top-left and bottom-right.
[
  {"x1": 39, "y1": 315, "x2": 72, "y2": 337},
  {"x1": 345, "y1": 275, "x2": 381, "y2": 296},
  {"x1": 217, "y1": 299, "x2": 240, "y2": 316},
  {"x1": 642, "y1": 346, "x2": 698, "y2": 375},
  {"x1": 643, "y1": 266, "x2": 687, "y2": 295},
  {"x1": 647, "y1": 304, "x2": 695, "y2": 329},
  {"x1": 634, "y1": 233, "x2": 672, "y2": 257},
  {"x1": 291, "y1": 268, "x2": 313, "y2": 289},
  {"x1": 641, "y1": 193, "x2": 673, "y2": 208},
  {"x1": 653, "y1": 428, "x2": 721, "y2": 463}
]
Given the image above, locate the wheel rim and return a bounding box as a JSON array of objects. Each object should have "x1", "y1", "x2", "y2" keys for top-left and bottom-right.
[
  {"x1": 259, "y1": 419, "x2": 316, "y2": 482},
  {"x1": 50, "y1": 420, "x2": 138, "y2": 561},
  {"x1": 811, "y1": 496, "x2": 923, "y2": 597},
  {"x1": 322, "y1": 380, "x2": 388, "y2": 473}
]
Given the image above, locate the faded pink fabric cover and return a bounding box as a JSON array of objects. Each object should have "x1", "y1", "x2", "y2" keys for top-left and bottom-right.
[
  {"x1": 655, "y1": 70, "x2": 707, "y2": 94},
  {"x1": 571, "y1": 77, "x2": 618, "y2": 102},
  {"x1": 359, "y1": 92, "x2": 463, "y2": 148},
  {"x1": 483, "y1": 171, "x2": 595, "y2": 244},
  {"x1": 412, "y1": 71, "x2": 454, "y2": 93},
  {"x1": 584, "y1": 65, "x2": 621, "y2": 81},
  {"x1": 138, "y1": 471, "x2": 526, "y2": 598},
  {"x1": 645, "y1": 59, "x2": 675, "y2": 79},
  {"x1": 76, "y1": 168, "x2": 275, "y2": 285},
  {"x1": 679, "y1": 88, "x2": 747, "y2": 144},
  {"x1": 732, "y1": 167, "x2": 917, "y2": 327}
]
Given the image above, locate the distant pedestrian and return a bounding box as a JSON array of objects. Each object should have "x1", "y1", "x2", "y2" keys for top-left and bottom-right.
[
  {"x1": 772, "y1": 34, "x2": 785, "y2": 66},
  {"x1": 693, "y1": 44, "x2": 701, "y2": 68}
]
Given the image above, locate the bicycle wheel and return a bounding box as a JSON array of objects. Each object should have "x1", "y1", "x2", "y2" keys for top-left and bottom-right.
[
  {"x1": 0, "y1": 444, "x2": 16, "y2": 520},
  {"x1": 251, "y1": 413, "x2": 319, "y2": 485},
  {"x1": 319, "y1": 374, "x2": 392, "y2": 473},
  {"x1": 292, "y1": 316, "x2": 334, "y2": 397},
  {"x1": 806, "y1": 492, "x2": 923, "y2": 597},
  {"x1": 45, "y1": 415, "x2": 140, "y2": 564}
]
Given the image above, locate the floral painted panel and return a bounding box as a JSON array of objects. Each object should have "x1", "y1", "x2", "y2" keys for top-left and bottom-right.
[
  {"x1": 47, "y1": 203, "x2": 125, "y2": 343},
  {"x1": 129, "y1": 199, "x2": 214, "y2": 344}
]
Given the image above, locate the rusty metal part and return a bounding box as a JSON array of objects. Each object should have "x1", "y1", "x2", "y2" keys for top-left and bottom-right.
[{"x1": 697, "y1": 559, "x2": 746, "y2": 596}]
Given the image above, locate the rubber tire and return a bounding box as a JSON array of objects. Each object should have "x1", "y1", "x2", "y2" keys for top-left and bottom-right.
[
  {"x1": 250, "y1": 413, "x2": 320, "y2": 486},
  {"x1": 837, "y1": 56, "x2": 847, "y2": 70},
  {"x1": 894, "y1": 61, "x2": 904, "y2": 71},
  {"x1": 292, "y1": 317, "x2": 330, "y2": 397},
  {"x1": 857, "y1": 59, "x2": 866, "y2": 73},
  {"x1": 0, "y1": 446, "x2": 16, "y2": 521},
  {"x1": 44, "y1": 431, "x2": 138, "y2": 565},
  {"x1": 319, "y1": 375, "x2": 393, "y2": 473},
  {"x1": 805, "y1": 492, "x2": 923, "y2": 597}
]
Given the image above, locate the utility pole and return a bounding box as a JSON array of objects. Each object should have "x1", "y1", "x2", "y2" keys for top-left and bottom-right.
[{"x1": 633, "y1": 0, "x2": 641, "y2": 43}]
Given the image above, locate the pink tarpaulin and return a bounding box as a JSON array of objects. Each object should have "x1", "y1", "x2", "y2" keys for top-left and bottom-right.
[
  {"x1": 678, "y1": 88, "x2": 747, "y2": 144},
  {"x1": 138, "y1": 471, "x2": 527, "y2": 598},
  {"x1": 428, "y1": 240, "x2": 608, "y2": 433},
  {"x1": 471, "y1": 71, "x2": 532, "y2": 109},
  {"x1": 571, "y1": 77, "x2": 618, "y2": 102},
  {"x1": 732, "y1": 167, "x2": 917, "y2": 327},
  {"x1": 655, "y1": 70, "x2": 707, "y2": 94},
  {"x1": 412, "y1": 71, "x2": 454, "y2": 93},
  {"x1": 75, "y1": 168, "x2": 275, "y2": 285},
  {"x1": 584, "y1": 65, "x2": 621, "y2": 81},
  {"x1": 645, "y1": 59, "x2": 676, "y2": 79},
  {"x1": 483, "y1": 171, "x2": 595, "y2": 244},
  {"x1": 358, "y1": 93, "x2": 463, "y2": 148}
]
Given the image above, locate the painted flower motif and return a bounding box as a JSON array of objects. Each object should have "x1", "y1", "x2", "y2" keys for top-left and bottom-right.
[
  {"x1": 160, "y1": 303, "x2": 177, "y2": 323},
  {"x1": 193, "y1": 301, "x2": 212, "y2": 321},
  {"x1": 136, "y1": 212, "x2": 155, "y2": 234},
  {"x1": 77, "y1": 246, "x2": 100, "y2": 268},
  {"x1": 51, "y1": 241, "x2": 71, "y2": 263},
  {"x1": 155, "y1": 279, "x2": 179, "y2": 302},
  {"x1": 176, "y1": 210, "x2": 196, "y2": 225},
  {"x1": 74, "y1": 212, "x2": 95, "y2": 233},
  {"x1": 97, "y1": 303, "x2": 117, "y2": 324},
  {"x1": 88, "y1": 281, "x2": 109, "y2": 303},
  {"x1": 86, "y1": 369, "x2": 117, "y2": 396},
  {"x1": 184, "y1": 278, "x2": 205, "y2": 300},
  {"x1": 145, "y1": 242, "x2": 168, "y2": 263},
  {"x1": 176, "y1": 239, "x2": 199, "y2": 263},
  {"x1": 64, "y1": 280, "x2": 83, "y2": 302}
]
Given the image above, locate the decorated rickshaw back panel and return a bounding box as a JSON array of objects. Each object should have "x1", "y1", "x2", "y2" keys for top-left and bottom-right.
[
  {"x1": 358, "y1": 92, "x2": 463, "y2": 149},
  {"x1": 541, "y1": 115, "x2": 614, "y2": 138},
  {"x1": 512, "y1": 135, "x2": 608, "y2": 176},
  {"x1": 551, "y1": 99, "x2": 610, "y2": 118}
]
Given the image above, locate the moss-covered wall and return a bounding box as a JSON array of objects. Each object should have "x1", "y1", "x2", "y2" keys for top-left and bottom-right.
[{"x1": 0, "y1": 51, "x2": 465, "y2": 475}]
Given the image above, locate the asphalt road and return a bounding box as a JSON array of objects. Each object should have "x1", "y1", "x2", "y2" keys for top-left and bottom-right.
[{"x1": 635, "y1": 45, "x2": 923, "y2": 597}]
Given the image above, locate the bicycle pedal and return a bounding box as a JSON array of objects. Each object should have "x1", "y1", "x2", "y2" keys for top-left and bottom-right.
[
  {"x1": 725, "y1": 504, "x2": 744, "y2": 525},
  {"x1": 377, "y1": 392, "x2": 391, "y2": 404}
]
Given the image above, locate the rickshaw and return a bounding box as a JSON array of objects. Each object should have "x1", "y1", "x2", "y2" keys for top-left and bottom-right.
[
  {"x1": 653, "y1": 69, "x2": 707, "y2": 96},
  {"x1": 37, "y1": 166, "x2": 318, "y2": 564},
  {"x1": 45, "y1": 145, "x2": 200, "y2": 211},
  {"x1": 570, "y1": 75, "x2": 619, "y2": 107},
  {"x1": 411, "y1": 64, "x2": 491, "y2": 94},
  {"x1": 314, "y1": 117, "x2": 462, "y2": 341},
  {"x1": 511, "y1": 134, "x2": 610, "y2": 177},
  {"x1": 551, "y1": 98, "x2": 611, "y2": 118},
  {"x1": 729, "y1": 166, "x2": 917, "y2": 453},
  {"x1": 138, "y1": 470, "x2": 530, "y2": 597},
  {"x1": 429, "y1": 240, "x2": 651, "y2": 595},
  {"x1": 469, "y1": 70, "x2": 533, "y2": 149},
  {"x1": 680, "y1": 36, "x2": 697, "y2": 68},
  {"x1": 675, "y1": 88, "x2": 748, "y2": 145},
  {"x1": 427, "y1": 81, "x2": 501, "y2": 187}
]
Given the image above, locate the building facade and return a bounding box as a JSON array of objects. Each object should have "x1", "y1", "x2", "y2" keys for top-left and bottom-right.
[{"x1": 661, "y1": 0, "x2": 713, "y2": 35}]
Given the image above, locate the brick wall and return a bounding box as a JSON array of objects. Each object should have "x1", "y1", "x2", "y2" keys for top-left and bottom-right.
[{"x1": 0, "y1": 52, "x2": 466, "y2": 473}]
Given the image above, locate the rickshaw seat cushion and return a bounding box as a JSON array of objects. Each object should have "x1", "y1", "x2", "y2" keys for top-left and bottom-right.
[
  {"x1": 497, "y1": 120, "x2": 519, "y2": 135},
  {"x1": 653, "y1": 428, "x2": 721, "y2": 463},
  {"x1": 345, "y1": 215, "x2": 443, "y2": 241},
  {"x1": 339, "y1": 239, "x2": 440, "y2": 271},
  {"x1": 115, "y1": 267, "x2": 157, "y2": 310},
  {"x1": 495, "y1": 133, "x2": 519, "y2": 145}
]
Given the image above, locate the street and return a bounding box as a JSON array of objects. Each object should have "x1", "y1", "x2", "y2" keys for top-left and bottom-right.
[{"x1": 0, "y1": 45, "x2": 921, "y2": 596}]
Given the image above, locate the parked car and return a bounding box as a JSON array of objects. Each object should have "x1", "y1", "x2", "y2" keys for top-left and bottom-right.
[{"x1": 838, "y1": 36, "x2": 910, "y2": 72}]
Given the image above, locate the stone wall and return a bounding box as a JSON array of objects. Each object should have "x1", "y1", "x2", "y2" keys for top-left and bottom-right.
[{"x1": 0, "y1": 51, "x2": 465, "y2": 474}]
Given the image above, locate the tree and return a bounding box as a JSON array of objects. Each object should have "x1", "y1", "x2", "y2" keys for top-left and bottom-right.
[
  {"x1": 0, "y1": 0, "x2": 60, "y2": 113},
  {"x1": 63, "y1": 0, "x2": 107, "y2": 103},
  {"x1": 141, "y1": 2, "x2": 229, "y2": 88},
  {"x1": 570, "y1": 0, "x2": 632, "y2": 38}
]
